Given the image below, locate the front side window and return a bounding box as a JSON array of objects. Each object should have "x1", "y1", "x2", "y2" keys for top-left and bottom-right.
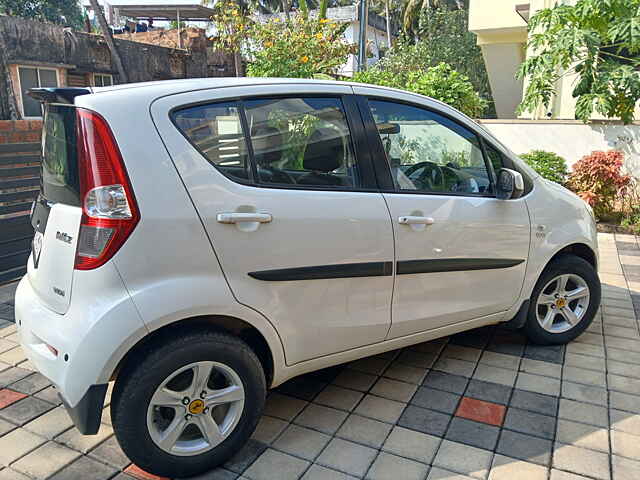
[
  {"x1": 368, "y1": 99, "x2": 493, "y2": 195},
  {"x1": 172, "y1": 102, "x2": 250, "y2": 182},
  {"x1": 18, "y1": 66, "x2": 59, "y2": 117},
  {"x1": 244, "y1": 97, "x2": 360, "y2": 188}
]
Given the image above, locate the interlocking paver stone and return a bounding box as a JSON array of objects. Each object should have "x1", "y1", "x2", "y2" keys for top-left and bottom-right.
[
  {"x1": 612, "y1": 430, "x2": 640, "y2": 460},
  {"x1": 553, "y1": 443, "x2": 611, "y2": 480},
  {"x1": 509, "y1": 389, "x2": 558, "y2": 416},
  {"x1": 23, "y1": 405, "x2": 74, "y2": 439},
  {"x1": 381, "y1": 426, "x2": 441, "y2": 464},
  {"x1": 488, "y1": 454, "x2": 548, "y2": 480},
  {"x1": 8, "y1": 373, "x2": 51, "y2": 395},
  {"x1": 561, "y1": 381, "x2": 607, "y2": 406},
  {"x1": 556, "y1": 419, "x2": 609, "y2": 453},
  {"x1": 295, "y1": 404, "x2": 348, "y2": 435},
  {"x1": 0, "y1": 396, "x2": 54, "y2": 425},
  {"x1": 465, "y1": 379, "x2": 512, "y2": 405},
  {"x1": 445, "y1": 417, "x2": 500, "y2": 450},
  {"x1": 244, "y1": 449, "x2": 309, "y2": 480},
  {"x1": 317, "y1": 438, "x2": 377, "y2": 478},
  {"x1": 428, "y1": 467, "x2": 476, "y2": 480},
  {"x1": 263, "y1": 393, "x2": 307, "y2": 421},
  {"x1": 610, "y1": 409, "x2": 640, "y2": 434},
  {"x1": 87, "y1": 436, "x2": 131, "y2": 470},
  {"x1": 336, "y1": 414, "x2": 392, "y2": 448},
  {"x1": 612, "y1": 455, "x2": 640, "y2": 480},
  {"x1": 433, "y1": 439, "x2": 492, "y2": 479},
  {"x1": 558, "y1": 398, "x2": 608, "y2": 427},
  {"x1": 423, "y1": 371, "x2": 468, "y2": 394},
  {"x1": 251, "y1": 415, "x2": 288, "y2": 444},
  {"x1": 495, "y1": 430, "x2": 552, "y2": 466},
  {"x1": 411, "y1": 386, "x2": 460, "y2": 414},
  {"x1": 365, "y1": 452, "x2": 429, "y2": 480},
  {"x1": 0, "y1": 427, "x2": 46, "y2": 466},
  {"x1": 273, "y1": 424, "x2": 330, "y2": 461},
  {"x1": 504, "y1": 407, "x2": 555, "y2": 440},
  {"x1": 398, "y1": 404, "x2": 451, "y2": 437},
  {"x1": 48, "y1": 455, "x2": 119, "y2": 480},
  {"x1": 370, "y1": 377, "x2": 417, "y2": 402},
  {"x1": 301, "y1": 464, "x2": 356, "y2": 480},
  {"x1": 610, "y1": 391, "x2": 640, "y2": 414},
  {"x1": 516, "y1": 372, "x2": 561, "y2": 396},
  {"x1": 354, "y1": 394, "x2": 405, "y2": 424}
]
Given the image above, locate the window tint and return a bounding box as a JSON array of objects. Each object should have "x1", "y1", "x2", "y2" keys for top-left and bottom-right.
[
  {"x1": 484, "y1": 143, "x2": 504, "y2": 181},
  {"x1": 173, "y1": 102, "x2": 250, "y2": 182},
  {"x1": 244, "y1": 97, "x2": 360, "y2": 188},
  {"x1": 368, "y1": 99, "x2": 493, "y2": 195}
]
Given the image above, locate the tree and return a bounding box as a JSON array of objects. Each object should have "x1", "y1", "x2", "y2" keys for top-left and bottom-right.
[
  {"x1": 88, "y1": 0, "x2": 128, "y2": 83},
  {"x1": 366, "y1": 8, "x2": 495, "y2": 115},
  {"x1": 246, "y1": 13, "x2": 354, "y2": 78},
  {"x1": 353, "y1": 63, "x2": 487, "y2": 117},
  {"x1": 210, "y1": 0, "x2": 252, "y2": 76},
  {"x1": 0, "y1": 0, "x2": 83, "y2": 29},
  {"x1": 517, "y1": 0, "x2": 640, "y2": 124}
]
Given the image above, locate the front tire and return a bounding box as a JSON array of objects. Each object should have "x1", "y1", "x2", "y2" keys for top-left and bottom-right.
[
  {"x1": 523, "y1": 254, "x2": 601, "y2": 345},
  {"x1": 111, "y1": 330, "x2": 266, "y2": 478}
]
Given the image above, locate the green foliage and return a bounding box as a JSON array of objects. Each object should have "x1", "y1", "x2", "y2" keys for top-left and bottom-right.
[
  {"x1": 567, "y1": 150, "x2": 631, "y2": 220},
  {"x1": 366, "y1": 9, "x2": 494, "y2": 116},
  {"x1": 517, "y1": 0, "x2": 640, "y2": 124},
  {"x1": 520, "y1": 150, "x2": 568, "y2": 184},
  {"x1": 353, "y1": 63, "x2": 487, "y2": 118},
  {"x1": 0, "y1": 0, "x2": 83, "y2": 29},
  {"x1": 245, "y1": 15, "x2": 354, "y2": 78}
]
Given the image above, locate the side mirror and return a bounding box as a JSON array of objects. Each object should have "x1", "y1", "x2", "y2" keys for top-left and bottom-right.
[{"x1": 496, "y1": 168, "x2": 524, "y2": 200}]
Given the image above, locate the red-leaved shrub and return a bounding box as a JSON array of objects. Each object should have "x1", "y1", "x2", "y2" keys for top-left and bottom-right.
[{"x1": 567, "y1": 150, "x2": 630, "y2": 220}]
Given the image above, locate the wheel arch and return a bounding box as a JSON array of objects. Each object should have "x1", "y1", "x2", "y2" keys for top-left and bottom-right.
[
  {"x1": 547, "y1": 242, "x2": 597, "y2": 271},
  {"x1": 109, "y1": 315, "x2": 276, "y2": 387}
]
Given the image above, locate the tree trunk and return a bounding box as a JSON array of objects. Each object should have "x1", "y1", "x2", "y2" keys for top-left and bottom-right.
[
  {"x1": 385, "y1": 0, "x2": 391, "y2": 48},
  {"x1": 234, "y1": 51, "x2": 243, "y2": 77},
  {"x1": 88, "y1": 0, "x2": 128, "y2": 83}
]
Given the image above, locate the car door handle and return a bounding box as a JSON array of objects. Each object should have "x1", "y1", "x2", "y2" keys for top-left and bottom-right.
[
  {"x1": 217, "y1": 212, "x2": 273, "y2": 224},
  {"x1": 398, "y1": 216, "x2": 435, "y2": 225}
]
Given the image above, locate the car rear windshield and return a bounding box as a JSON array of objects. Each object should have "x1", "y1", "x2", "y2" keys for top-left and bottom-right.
[{"x1": 41, "y1": 104, "x2": 81, "y2": 206}]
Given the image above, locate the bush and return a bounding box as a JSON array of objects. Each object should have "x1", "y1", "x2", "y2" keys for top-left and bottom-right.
[
  {"x1": 567, "y1": 150, "x2": 630, "y2": 220},
  {"x1": 352, "y1": 63, "x2": 487, "y2": 118},
  {"x1": 520, "y1": 150, "x2": 568, "y2": 184}
]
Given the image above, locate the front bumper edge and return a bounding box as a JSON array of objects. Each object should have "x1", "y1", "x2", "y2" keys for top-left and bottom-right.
[{"x1": 60, "y1": 384, "x2": 108, "y2": 435}]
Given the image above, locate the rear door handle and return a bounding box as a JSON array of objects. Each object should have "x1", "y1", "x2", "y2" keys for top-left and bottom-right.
[
  {"x1": 217, "y1": 212, "x2": 273, "y2": 224},
  {"x1": 399, "y1": 216, "x2": 435, "y2": 225}
]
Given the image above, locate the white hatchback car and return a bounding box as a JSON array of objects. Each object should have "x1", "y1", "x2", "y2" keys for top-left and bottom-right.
[{"x1": 17, "y1": 78, "x2": 600, "y2": 477}]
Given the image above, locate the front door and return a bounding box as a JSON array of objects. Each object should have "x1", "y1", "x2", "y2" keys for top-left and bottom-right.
[
  {"x1": 153, "y1": 85, "x2": 394, "y2": 365},
  {"x1": 356, "y1": 90, "x2": 530, "y2": 339}
]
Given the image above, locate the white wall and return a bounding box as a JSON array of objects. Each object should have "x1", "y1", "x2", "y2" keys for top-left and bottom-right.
[{"x1": 480, "y1": 121, "x2": 640, "y2": 178}]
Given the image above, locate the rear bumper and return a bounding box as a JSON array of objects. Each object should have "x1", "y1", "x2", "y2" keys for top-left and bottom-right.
[
  {"x1": 60, "y1": 384, "x2": 108, "y2": 435},
  {"x1": 15, "y1": 262, "x2": 146, "y2": 414}
]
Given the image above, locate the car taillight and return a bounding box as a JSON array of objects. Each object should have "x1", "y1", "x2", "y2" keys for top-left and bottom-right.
[{"x1": 75, "y1": 108, "x2": 139, "y2": 270}]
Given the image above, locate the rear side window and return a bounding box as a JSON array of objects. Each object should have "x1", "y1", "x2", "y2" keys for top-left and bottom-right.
[
  {"x1": 173, "y1": 97, "x2": 362, "y2": 190},
  {"x1": 243, "y1": 97, "x2": 360, "y2": 188},
  {"x1": 172, "y1": 102, "x2": 250, "y2": 182},
  {"x1": 41, "y1": 104, "x2": 80, "y2": 206}
]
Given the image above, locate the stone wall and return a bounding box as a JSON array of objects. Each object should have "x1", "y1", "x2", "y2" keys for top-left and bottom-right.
[{"x1": 0, "y1": 16, "x2": 234, "y2": 120}]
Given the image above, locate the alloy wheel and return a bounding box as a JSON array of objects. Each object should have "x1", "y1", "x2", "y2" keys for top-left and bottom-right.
[
  {"x1": 146, "y1": 361, "x2": 245, "y2": 456},
  {"x1": 536, "y1": 273, "x2": 590, "y2": 334}
]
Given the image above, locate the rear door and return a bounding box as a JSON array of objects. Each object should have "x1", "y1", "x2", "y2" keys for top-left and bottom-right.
[
  {"x1": 152, "y1": 84, "x2": 395, "y2": 365},
  {"x1": 354, "y1": 88, "x2": 530, "y2": 339},
  {"x1": 29, "y1": 104, "x2": 83, "y2": 314}
]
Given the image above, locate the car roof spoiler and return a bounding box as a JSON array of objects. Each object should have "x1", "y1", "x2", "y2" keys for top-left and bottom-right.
[{"x1": 27, "y1": 87, "x2": 91, "y2": 104}]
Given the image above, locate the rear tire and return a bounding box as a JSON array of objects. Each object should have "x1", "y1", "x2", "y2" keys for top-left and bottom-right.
[
  {"x1": 523, "y1": 254, "x2": 600, "y2": 345},
  {"x1": 111, "y1": 330, "x2": 266, "y2": 478}
]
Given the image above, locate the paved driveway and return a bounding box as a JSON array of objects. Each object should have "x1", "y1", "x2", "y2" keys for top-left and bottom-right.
[{"x1": 0, "y1": 232, "x2": 639, "y2": 480}]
